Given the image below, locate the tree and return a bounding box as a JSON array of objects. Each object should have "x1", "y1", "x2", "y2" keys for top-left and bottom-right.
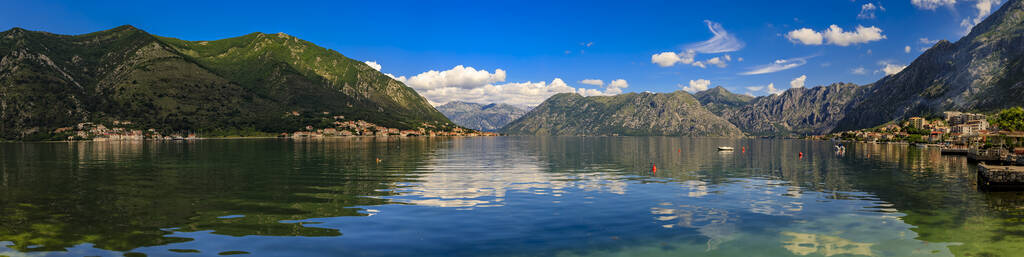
[{"x1": 991, "y1": 107, "x2": 1024, "y2": 131}]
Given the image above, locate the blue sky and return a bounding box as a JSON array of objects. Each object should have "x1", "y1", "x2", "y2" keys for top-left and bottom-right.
[{"x1": 0, "y1": 0, "x2": 1006, "y2": 106}]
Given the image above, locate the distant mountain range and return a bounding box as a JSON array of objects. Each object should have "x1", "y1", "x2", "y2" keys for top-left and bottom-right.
[
  {"x1": 501, "y1": 0, "x2": 1024, "y2": 137},
  {"x1": 435, "y1": 101, "x2": 527, "y2": 131},
  {"x1": 0, "y1": 25, "x2": 451, "y2": 139},
  {"x1": 501, "y1": 92, "x2": 744, "y2": 137}
]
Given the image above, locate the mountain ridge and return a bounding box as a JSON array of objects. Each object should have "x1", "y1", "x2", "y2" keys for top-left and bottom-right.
[
  {"x1": 0, "y1": 25, "x2": 452, "y2": 139},
  {"x1": 501, "y1": 91, "x2": 744, "y2": 137},
  {"x1": 835, "y1": 0, "x2": 1024, "y2": 130}
]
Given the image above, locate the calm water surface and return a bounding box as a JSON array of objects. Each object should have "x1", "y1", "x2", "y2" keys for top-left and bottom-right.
[{"x1": 1, "y1": 137, "x2": 1023, "y2": 257}]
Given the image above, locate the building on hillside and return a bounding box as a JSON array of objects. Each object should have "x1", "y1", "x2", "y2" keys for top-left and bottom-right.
[
  {"x1": 966, "y1": 119, "x2": 989, "y2": 134},
  {"x1": 908, "y1": 117, "x2": 925, "y2": 130},
  {"x1": 944, "y1": 111, "x2": 987, "y2": 125},
  {"x1": 953, "y1": 119, "x2": 990, "y2": 135}
]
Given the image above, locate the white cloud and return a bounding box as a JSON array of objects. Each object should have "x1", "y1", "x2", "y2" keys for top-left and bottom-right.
[
  {"x1": 786, "y1": 28, "x2": 824, "y2": 45},
  {"x1": 651, "y1": 20, "x2": 743, "y2": 68},
  {"x1": 767, "y1": 83, "x2": 783, "y2": 95},
  {"x1": 705, "y1": 56, "x2": 728, "y2": 68},
  {"x1": 919, "y1": 37, "x2": 940, "y2": 44},
  {"x1": 912, "y1": 0, "x2": 957, "y2": 10},
  {"x1": 606, "y1": 79, "x2": 629, "y2": 94},
  {"x1": 961, "y1": 0, "x2": 1001, "y2": 33},
  {"x1": 790, "y1": 75, "x2": 807, "y2": 88},
  {"x1": 877, "y1": 61, "x2": 908, "y2": 76},
  {"x1": 740, "y1": 56, "x2": 810, "y2": 75},
  {"x1": 687, "y1": 20, "x2": 745, "y2": 54},
  {"x1": 387, "y1": 64, "x2": 629, "y2": 106},
  {"x1": 745, "y1": 83, "x2": 783, "y2": 95},
  {"x1": 787, "y1": 25, "x2": 886, "y2": 46},
  {"x1": 823, "y1": 25, "x2": 886, "y2": 46},
  {"x1": 681, "y1": 79, "x2": 712, "y2": 93},
  {"x1": 580, "y1": 79, "x2": 604, "y2": 86},
  {"x1": 364, "y1": 61, "x2": 382, "y2": 71},
  {"x1": 412, "y1": 78, "x2": 576, "y2": 106},
  {"x1": 905, "y1": 45, "x2": 912, "y2": 53},
  {"x1": 858, "y1": 3, "x2": 884, "y2": 19},
  {"x1": 852, "y1": 67, "x2": 867, "y2": 74},
  {"x1": 398, "y1": 65, "x2": 507, "y2": 90},
  {"x1": 651, "y1": 50, "x2": 695, "y2": 67}
]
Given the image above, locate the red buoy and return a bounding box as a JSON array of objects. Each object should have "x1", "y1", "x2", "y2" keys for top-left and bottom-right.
[
  {"x1": 799, "y1": 152, "x2": 804, "y2": 159},
  {"x1": 652, "y1": 164, "x2": 657, "y2": 174}
]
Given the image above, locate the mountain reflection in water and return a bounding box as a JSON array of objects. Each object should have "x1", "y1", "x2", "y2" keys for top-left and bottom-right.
[{"x1": 1, "y1": 137, "x2": 1022, "y2": 257}]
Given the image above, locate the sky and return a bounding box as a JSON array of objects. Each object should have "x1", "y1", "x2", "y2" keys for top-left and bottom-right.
[{"x1": 0, "y1": 0, "x2": 1007, "y2": 107}]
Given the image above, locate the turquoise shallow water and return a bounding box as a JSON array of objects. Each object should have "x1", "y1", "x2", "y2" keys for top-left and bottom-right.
[{"x1": 1, "y1": 137, "x2": 1022, "y2": 256}]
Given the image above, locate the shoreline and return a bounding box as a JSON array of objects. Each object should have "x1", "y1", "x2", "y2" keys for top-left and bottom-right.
[{"x1": 0, "y1": 134, "x2": 502, "y2": 143}]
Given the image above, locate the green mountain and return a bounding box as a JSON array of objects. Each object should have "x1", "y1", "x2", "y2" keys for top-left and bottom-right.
[
  {"x1": 501, "y1": 91, "x2": 744, "y2": 137},
  {"x1": 436, "y1": 101, "x2": 527, "y2": 131},
  {"x1": 836, "y1": 0, "x2": 1024, "y2": 130},
  {"x1": 0, "y1": 25, "x2": 451, "y2": 140}
]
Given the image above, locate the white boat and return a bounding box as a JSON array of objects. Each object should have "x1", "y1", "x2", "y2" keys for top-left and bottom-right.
[{"x1": 718, "y1": 146, "x2": 734, "y2": 151}]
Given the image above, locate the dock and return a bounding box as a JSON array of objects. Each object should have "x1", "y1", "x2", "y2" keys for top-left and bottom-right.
[
  {"x1": 967, "y1": 148, "x2": 1008, "y2": 163},
  {"x1": 978, "y1": 164, "x2": 1024, "y2": 191}
]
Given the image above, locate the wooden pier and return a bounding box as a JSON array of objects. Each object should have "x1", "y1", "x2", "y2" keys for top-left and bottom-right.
[{"x1": 978, "y1": 164, "x2": 1024, "y2": 191}]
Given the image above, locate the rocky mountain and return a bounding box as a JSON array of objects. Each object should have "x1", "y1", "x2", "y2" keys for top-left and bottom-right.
[
  {"x1": 0, "y1": 25, "x2": 452, "y2": 139},
  {"x1": 687, "y1": 0, "x2": 1024, "y2": 136},
  {"x1": 696, "y1": 83, "x2": 865, "y2": 137},
  {"x1": 501, "y1": 91, "x2": 744, "y2": 137},
  {"x1": 436, "y1": 101, "x2": 527, "y2": 131},
  {"x1": 692, "y1": 86, "x2": 753, "y2": 116},
  {"x1": 835, "y1": 0, "x2": 1024, "y2": 130}
]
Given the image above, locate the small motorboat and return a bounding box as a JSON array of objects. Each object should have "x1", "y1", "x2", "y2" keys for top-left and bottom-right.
[{"x1": 718, "y1": 146, "x2": 734, "y2": 151}]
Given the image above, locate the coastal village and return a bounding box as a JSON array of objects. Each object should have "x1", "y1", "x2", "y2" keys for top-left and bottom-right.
[
  {"x1": 808, "y1": 108, "x2": 1024, "y2": 189},
  {"x1": 51, "y1": 111, "x2": 496, "y2": 141},
  {"x1": 812, "y1": 110, "x2": 1024, "y2": 163},
  {"x1": 815, "y1": 111, "x2": 1008, "y2": 144}
]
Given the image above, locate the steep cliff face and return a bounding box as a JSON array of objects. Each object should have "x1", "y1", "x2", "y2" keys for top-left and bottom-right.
[
  {"x1": 714, "y1": 83, "x2": 865, "y2": 136},
  {"x1": 0, "y1": 26, "x2": 452, "y2": 139},
  {"x1": 836, "y1": 0, "x2": 1024, "y2": 130},
  {"x1": 436, "y1": 101, "x2": 527, "y2": 131},
  {"x1": 501, "y1": 91, "x2": 744, "y2": 137}
]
